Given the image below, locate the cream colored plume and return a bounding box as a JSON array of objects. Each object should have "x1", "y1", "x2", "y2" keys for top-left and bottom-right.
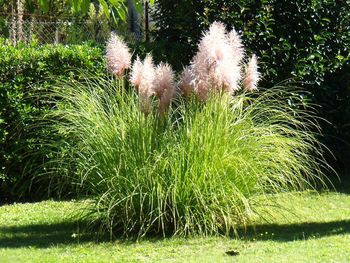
[
  {"x1": 154, "y1": 63, "x2": 176, "y2": 115},
  {"x1": 227, "y1": 28, "x2": 244, "y2": 64},
  {"x1": 106, "y1": 33, "x2": 132, "y2": 78},
  {"x1": 178, "y1": 66, "x2": 194, "y2": 97},
  {"x1": 187, "y1": 21, "x2": 244, "y2": 100},
  {"x1": 243, "y1": 54, "x2": 260, "y2": 91},
  {"x1": 129, "y1": 54, "x2": 156, "y2": 114}
]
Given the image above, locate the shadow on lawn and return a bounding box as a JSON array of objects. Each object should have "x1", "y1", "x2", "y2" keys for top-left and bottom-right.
[
  {"x1": 0, "y1": 221, "x2": 112, "y2": 248},
  {"x1": 240, "y1": 219, "x2": 350, "y2": 242},
  {"x1": 0, "y1": 219, "x2": 350, "y2": 248}
]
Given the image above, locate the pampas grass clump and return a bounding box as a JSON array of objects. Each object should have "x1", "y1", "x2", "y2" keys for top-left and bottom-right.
[
  {"x1": 41, "y1": 22, "x2": 327, "y2": 238},
  {"x1": 46, "y1": 77, "x2": 326, "y2": 237}
]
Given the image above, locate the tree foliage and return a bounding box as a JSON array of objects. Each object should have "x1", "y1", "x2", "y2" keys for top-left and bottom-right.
[{"x1": 0, "y1": 0, "x2": 148, "y2": 21}]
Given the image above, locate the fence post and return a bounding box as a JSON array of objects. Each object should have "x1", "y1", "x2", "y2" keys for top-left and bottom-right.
[
  {"x1": 55, "y1": 23, "x2": 59, "y2": 44},
  {"x1": 10, "y1": 4, "x2": 17, "y2": 45},
  {"x1": 17, "y1": 0, "x2": 24, "y2": 43}
]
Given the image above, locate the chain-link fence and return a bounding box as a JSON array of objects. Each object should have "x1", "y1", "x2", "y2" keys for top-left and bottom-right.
[{"x1": 0, "y1": 13, "x2": 113, "y2": 45}]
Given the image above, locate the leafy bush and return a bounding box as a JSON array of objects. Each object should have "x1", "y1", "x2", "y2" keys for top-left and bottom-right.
[
  {"x1": 44, "y1": 75, "x2": 326, "y2": 237},
  {"x1": 0, "y1": 43, "x2": 105, "y2": 201}
]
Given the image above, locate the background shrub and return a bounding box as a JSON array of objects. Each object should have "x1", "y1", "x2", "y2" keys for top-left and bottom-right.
[
  {"x1": 152, "y1": 0, "x2": 350, "y2": 180},
  {"x1": 0, "y1": 43, "x2": 106, "y2": 202}
]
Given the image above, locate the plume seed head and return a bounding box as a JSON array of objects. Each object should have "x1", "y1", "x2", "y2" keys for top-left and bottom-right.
[
  {"x1": 129, "y1": 54, "x2": 155, "y2": 114},
  {"x1": 139, "y1": 54, "x2": 156, "y2": 96},
  {"x1": 154, "y1": 63, "x2": 176, "y2": 115},
  {"x1": 227, "y1": 28, "x2": 245, "y2": 64},
  {"x1": 243, "y1": 54, "x2": 260, "y2": 91},
  {"x1": 154, "y1": 62, "x2": 175, "y2": 98},
  {"x1": 130, "y1": 56, "x2": 143, "y2": 90},
  {"x1": 188, "y1": 21, "x2": 245, "y2": 99},
  {"x1": 106, "y1": 33, "x2": 131, "y2": 78},
  {"x1": 178, "y1": 66, "x2": 195, "y2": 97}
]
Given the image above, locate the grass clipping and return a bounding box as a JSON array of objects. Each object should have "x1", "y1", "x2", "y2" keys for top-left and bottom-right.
[{"x1": 44, "y1": 75, "x2": 327, "y2": 238}]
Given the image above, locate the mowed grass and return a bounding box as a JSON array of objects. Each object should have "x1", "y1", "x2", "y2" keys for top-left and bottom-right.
[{"x1": 0, "y1": 191, "x2": 349, "y2": 263}]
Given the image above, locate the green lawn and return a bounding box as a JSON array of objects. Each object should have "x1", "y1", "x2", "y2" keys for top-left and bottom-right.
[{"x1": 0, "y1": 191, "x2": 349, "y2": 262}]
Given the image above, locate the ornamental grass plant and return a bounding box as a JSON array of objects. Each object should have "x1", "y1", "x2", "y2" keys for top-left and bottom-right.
[
  {"x1": 44, "y1": 79, "x2": 327, "y2": 237},
  {"x1": 38, "y1": 22, "x2": 328, "y2": 237}
]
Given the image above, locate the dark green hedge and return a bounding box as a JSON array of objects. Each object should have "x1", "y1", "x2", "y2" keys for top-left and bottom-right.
[
  {"x1": 0, "y1": 43, "x2": 106, "y2": 201},
  {"x1": 152, "y1": 0, "x2": 350, "y2": 180}
]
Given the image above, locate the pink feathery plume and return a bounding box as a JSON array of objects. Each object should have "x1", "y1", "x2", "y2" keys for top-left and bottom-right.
[
  {"x1": 212, "y1": 57, "x2": 241, "y2": 93},
  {"x1": 190, "y1": 22, "x2": 227, "y2": 100},
  {"x1": 106, "y1": 33, "x2": 131, "y2": 78},
  {"x1": 188, "y1": 21, "x2": 244, "y2": 100},
  {"x1": 227, "y1": 28, "x2": 244, "y2": 64},
  {"x1": 129, "y1": 54, "x2": 155, "y2": 114},
  {"x1": 178, "y1": 66, "x2": 194, "y2": 97},
  {"x1": 209, "y1": 26, "x2": 244, "y2": 93},
  {"x1": 138, "y1": 54, "x2": 155, "y2": 96},
  {"x1": 243, "y1": 54, "x2": 260, "y2": 91},
  {"x1": 200, "y1": 21, "x2": 228, "y2": 68},
  {"x1": 154, "y1": 63, "x2": 175, "y2": 115},
  {"x1": 130, "y1": 56, "x2": 143, "y2": 90}
]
